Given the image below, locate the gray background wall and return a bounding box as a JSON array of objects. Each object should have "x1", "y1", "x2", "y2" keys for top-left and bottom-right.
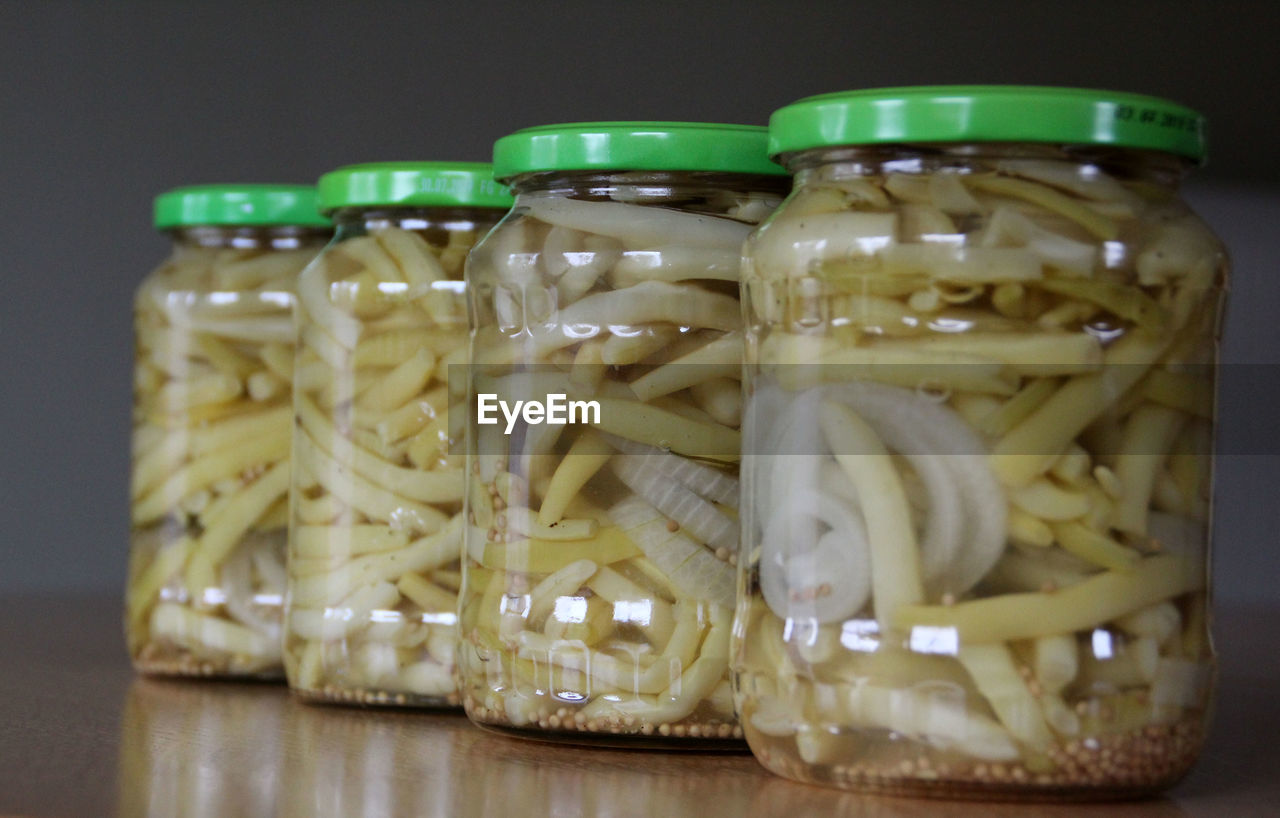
[{"x1": 1, "y1": 0, "x2": 1277, "y2": 602}]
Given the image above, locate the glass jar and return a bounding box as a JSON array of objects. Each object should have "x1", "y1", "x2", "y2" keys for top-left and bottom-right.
[
  {"x1": 736, "y1": 87, "x2": 1226, "y2": 798},
  {"x1": 459, "y1": 122, "x2": 788, "y2": 745},
  {"x1": 127, "y1": 185, "x2": 330, "y2": 678},
  {"x1": 283, "y1": 163, "x2": 512, "y2": 706}
]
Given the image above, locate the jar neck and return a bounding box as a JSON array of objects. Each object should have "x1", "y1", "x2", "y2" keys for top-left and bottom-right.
[
  {"x1": 787, "y1": 144, "x2": 1191, "y2": 190},
  {"x1": 330, "y1": 206, "x2": 505, "y2": 234},
  {"x1": 167, "y1": 225, "x2": 330, "y2": 251},
  {"x1": 507, "y1": 171, "x2": 789, "y2": 204}
]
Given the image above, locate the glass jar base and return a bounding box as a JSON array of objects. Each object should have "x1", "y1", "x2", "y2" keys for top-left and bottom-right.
[
  {"x1": 471, "y1": 718, "x2": 747, "y2": 751},
  {"x1": 132, "y1": 649, "x2": 282, "y2": 681},
  {"x1": 292, "y1": 685, "x2": 460, "y2": 710},
  {"x1": 464, "y1": 696, "x2": 745, "y2": 750},
  {"x1": 748, "y1": 722, "x2": 1202, "y2": 801}
]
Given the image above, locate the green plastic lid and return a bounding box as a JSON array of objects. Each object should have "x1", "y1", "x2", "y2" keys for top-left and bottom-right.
[
  {"x1": 317, "y1": 162, "x2": 513, "y2": 211},
  {"x1": 768, "y1": 86, "x2": 1207, "y2": 162},
  {"x1": 492, "y1": 122, "x2": 787, "y2": 181},
  {"x1": 154, "y1": 184, "x2": 328, "y2": 229}
]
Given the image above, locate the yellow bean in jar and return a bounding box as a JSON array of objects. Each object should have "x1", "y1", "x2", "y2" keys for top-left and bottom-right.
[
  {"x1": 737, "y1": 87, "x2": 1225, "y2": 798},
  {"x1": 283, "y1": 163, "x2": 512, "y2": 707},
  {"x1": 460, "y1": 123, "x2": 788, "y2": 745},
  {"x1": 127, "y1": 184, "x2": 330, "y2": 678}
]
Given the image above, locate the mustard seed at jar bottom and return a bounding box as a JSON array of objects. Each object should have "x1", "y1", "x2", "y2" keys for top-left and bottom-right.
[
  {"x1": 735, "y1": 87, "x2": 1225, "y2": 798},
  {"x1": 459, "y1": 122, "x2": 788, "y2": 746},
  {"x1": 283, "y1": 163, "x2": 512, "y2": 707},
  {"x1": 127, "y1": 184, "x2": 330, "y2": 678}
]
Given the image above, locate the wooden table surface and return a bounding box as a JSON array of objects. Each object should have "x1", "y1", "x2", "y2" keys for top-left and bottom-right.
[{"x1": 1, "y1": 594, "x2": 1277, "y2": 818}]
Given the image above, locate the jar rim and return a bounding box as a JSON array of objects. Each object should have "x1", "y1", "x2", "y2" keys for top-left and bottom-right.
[
  {"x1": 492, "y1": 122, "x2": 788, "y2": 181},
  {"x1": 768, "y1": 86, "x2": 1207, "y2": 164},
  {"x1": 317, "y1": 162, "x2": 514, "y2": 212},
  {"x1": 153, "y1": 184, "x2": 328, "y2": 230}
]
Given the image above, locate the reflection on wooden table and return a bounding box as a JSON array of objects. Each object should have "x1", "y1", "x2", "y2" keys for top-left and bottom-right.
[
  {"x1": 118, "y1": 677, "x2": 1198, "y2": 818},
  {"x1": 119, "y1": 680, "x2": 286, "y2": 818}
]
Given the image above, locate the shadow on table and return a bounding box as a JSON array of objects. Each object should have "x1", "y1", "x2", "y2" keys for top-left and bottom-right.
[
  {"x1": 118, "y1": 677, "x2": 766, "y2": 817},
  {"x1": 117, "y1": 677, "x2": 1220, "y2": 818},
  {"x1": 118, "y1": 677, "x2": 289, "y2": 817},
  {"x1": 748, "y1": 777, "x2": 1189, "y2": 818},
  {"x1": 445, "y1": 726, "x2": 764, "y2": 817}
]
